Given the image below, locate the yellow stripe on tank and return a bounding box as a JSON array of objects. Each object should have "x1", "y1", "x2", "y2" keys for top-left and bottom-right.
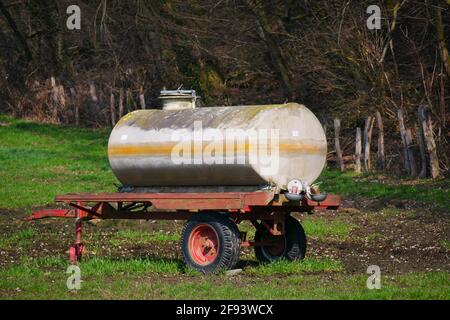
[{"x1": 108, "y1": 142, "x2": 326, "y2": 157}]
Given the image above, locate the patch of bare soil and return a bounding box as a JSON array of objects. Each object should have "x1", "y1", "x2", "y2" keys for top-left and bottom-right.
[
  {"x1": 306, "y1": 202, "x2": 449, "y2": 274},
  {"x1": 342, "y1": 196, "x2": 446, "y2": 213}
]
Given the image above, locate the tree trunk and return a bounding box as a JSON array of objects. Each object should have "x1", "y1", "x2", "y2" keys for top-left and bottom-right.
[
  {"x1": 243, "y1": 0, "x2": 294, "y2": 100},
  {"x1": 0, "y1": 0, "x2": 32, "y2": 61},
  {"x1": 28, "y1": 1, "x2": 66, "y2": 73},
  {"x1": 435, "y1": 4, "x2": 450, "y2": 78},
  {"x1": 439, "y1": 71, "x2": 446, "y2": 128},
  {"x1": 126, "y1": 89, "x2": 135, "y2": 112}
]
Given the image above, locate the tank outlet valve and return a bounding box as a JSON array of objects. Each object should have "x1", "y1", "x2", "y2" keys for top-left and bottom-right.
[
  {"x1": 285, "y1": 179, "x2": 304, "y2": 202},
  {"x1": 285, "y1": 179, "x2": 328, "y2": 202}
]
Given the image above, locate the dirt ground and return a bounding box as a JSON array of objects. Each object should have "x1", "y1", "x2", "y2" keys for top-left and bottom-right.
[
  {"x1": 310, "y1": 197, "x2": 449, "y2": 274},
  {"x1": 0, "y1": 196, "x2": 449, "y2": 275}
]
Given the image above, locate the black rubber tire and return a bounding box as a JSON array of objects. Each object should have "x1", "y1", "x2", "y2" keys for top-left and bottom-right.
[
  {"x1": 181, "y1": 212, "x2": 241, "y2": 274},
  {"x1": 254, "y1": 216, "x2": 307, "y2": 263}
]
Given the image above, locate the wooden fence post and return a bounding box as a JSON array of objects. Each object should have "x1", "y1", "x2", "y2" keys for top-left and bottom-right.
[
  {"x1": 405, "y1": 129, "x2": 417, "y2": 177},
  {"x1": 363, "y1": 116, "x2": 374, "y2": 171},
  {"x1": 375, "y1": 111, "x2": 385, "y2": 170},
  {"x1": 418, "y1": 105, "x2": 440, "y2": 178},
  {"x1": 397, "y1": 109, "x2": 410, "y2": 174},
  {"x1": 334, "y1": 118, "x2": 344, "y2": 171},
  {"x1": 89, "y1": 81, "x2": 98, "y2": 118},
  {"x1": 417, "y1": 106, "x2": 427, "y2": 178},
  {"x1": 89, "y1": 82, "x2": 98, "y2": 104},
  {"x1": 355, "y1": 127, "x2": 362, "y2": 173},
  {"x1": 139, "y1": 87, "x2": 146, "y2": 109},
  {"x1": 50, "y1": 76, "x2": 59, "y2": 121},
  {"x1": 322, "y1": 123, "x2": 327, "y2": 138},
  {"x1": 58, "y1": 85, "x2": 67, "y2": 123}
]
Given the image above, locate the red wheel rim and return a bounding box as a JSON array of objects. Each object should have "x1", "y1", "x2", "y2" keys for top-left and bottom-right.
[{"x1": 188, "y1": 224, "x2": 219, "y2": 266}]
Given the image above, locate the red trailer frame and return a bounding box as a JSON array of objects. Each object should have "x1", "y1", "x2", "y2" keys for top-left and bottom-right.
[{"x1": 27, "y1": 190, "x2": 340, "y2": 269}]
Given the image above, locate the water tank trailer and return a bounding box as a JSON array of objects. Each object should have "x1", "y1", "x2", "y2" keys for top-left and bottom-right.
[{"x1": 28, "y1": 90, "x2": 340, "y2": 274}]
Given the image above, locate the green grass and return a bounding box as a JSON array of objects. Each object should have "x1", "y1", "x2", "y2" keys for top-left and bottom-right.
[
  {"x1": 110, "y1": 230, "x2": 151, "y2": 246},
  {"x1": 301, "y1": 219, "x2": 354, "y2": 240},
  {"x1": 244, "y1": 258, "x2": 343, "y2": 276},
  {"x1": 0, "y1": 115, "x2": 117, "y2": 209},
  {"x1": 110, "y1": 229, "x2": 179, "y2": 246},
  {"x1": 318, "y1": 170, "x2": 450, "y2": 209},
  {"x1": 440, "y1": 240, "x2": 450, "y2": 250},
  {"x1": 151, "y1": 231, "x2": 180, "y2": 242},
  {"x1": 1, "y1": 256, "x2": 183, "y2": 277},
  {"x1": 367, "y1": 232, "x2": 386, "y2": 242},
  {"x1": 0, "y1": 257, "x2": 448, "y2": 299},
  {"x1": 0, "y1": 227, "x2": 36, "y2": 249},
  {"x1": 160, "y1": 272, "x2": 450, "y2": 300},
  {"x1": 238, "y1": 221, "x2": 256, "y2": 240},
  {"x1": 79, "y1": 257, "x2": 183, "y2": 276}
]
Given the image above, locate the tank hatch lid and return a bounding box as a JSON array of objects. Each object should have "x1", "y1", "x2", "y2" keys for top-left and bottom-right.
[
  {"x1": 158, "y1": 89, "x2": 198, "y2": 110},
  {"x1": 159, "y1": 89, "x2": 197, "y2": 98}
]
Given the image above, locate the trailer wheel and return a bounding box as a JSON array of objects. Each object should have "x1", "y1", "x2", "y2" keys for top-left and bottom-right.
[
  {"x1": 254, "y1": 216, "x2": 306, "y2": 263},
  {"x1": 181, "y1": 213, "x2": 240, "y2": 274}
]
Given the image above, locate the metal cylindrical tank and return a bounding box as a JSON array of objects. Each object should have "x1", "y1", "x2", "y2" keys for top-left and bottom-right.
[{"x1": 108, "y1": 103, "x2": 327, "y2": 190}]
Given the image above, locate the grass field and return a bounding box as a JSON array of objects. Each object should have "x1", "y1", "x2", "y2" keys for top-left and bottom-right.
[{"x1": 0, "y1": 115, "x2": 449, "y2": 300}]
